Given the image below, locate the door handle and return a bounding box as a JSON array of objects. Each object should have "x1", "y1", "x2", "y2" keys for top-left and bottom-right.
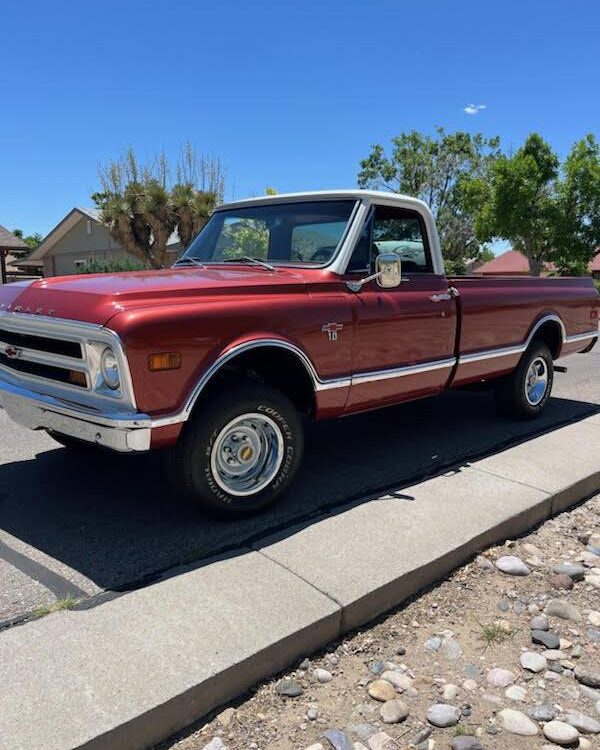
[{"x1": 429, "y1": 293, "x2": 452, "y2": 302}]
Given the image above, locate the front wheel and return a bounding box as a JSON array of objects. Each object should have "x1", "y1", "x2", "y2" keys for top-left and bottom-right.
[
  {"x1": 494, "y1": 341, "x2": 554, "y2": 419},
  {"x1": 166, "y1": 381, "x2": 304, "y2": 515}
]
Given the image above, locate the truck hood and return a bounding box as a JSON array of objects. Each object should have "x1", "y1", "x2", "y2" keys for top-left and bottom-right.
[{"x1": 0, "y1": 267, "x2": 312, "y2": 325}]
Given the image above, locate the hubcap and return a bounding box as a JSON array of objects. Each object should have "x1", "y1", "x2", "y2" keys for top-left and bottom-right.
[
  {"x1": 525, "y1": 356, "x2": 549, "y2": 406},
  {"x1": 210, "y1": 412, "x2": 284, "y2": 497}
]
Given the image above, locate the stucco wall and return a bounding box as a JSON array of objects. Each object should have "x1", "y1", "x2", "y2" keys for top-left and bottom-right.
[{"x1": 43, "y1": 216, "x2": 181, "y2": 276}]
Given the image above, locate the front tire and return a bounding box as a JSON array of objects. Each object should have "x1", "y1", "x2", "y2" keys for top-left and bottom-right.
[
  {"x1": 166, "y1": 381, "x2": 304, "y2": 515},
  {"x1": 494, "y1": 341, "x2": 554, "y2": 419}
]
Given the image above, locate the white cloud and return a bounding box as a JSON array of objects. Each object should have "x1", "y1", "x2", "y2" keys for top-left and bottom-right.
[{"x1": 464, "y1": 103, "x2": 487, "y2": 115}]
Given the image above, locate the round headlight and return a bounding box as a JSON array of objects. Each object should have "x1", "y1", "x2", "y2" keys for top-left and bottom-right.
[{"x1": 100, "y1": 348, "x2": 120, "y2": 390}]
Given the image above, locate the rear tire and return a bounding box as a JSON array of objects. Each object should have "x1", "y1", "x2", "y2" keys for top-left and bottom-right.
[
  {"x1": 166, "y1": 380, "x2": 303, "y2": 516},
  {"x1": 494, "y1": 341, "x2": 554, "y2": 419}
]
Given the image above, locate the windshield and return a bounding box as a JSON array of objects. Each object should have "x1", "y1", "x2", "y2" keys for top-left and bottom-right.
[{"x1": 180, "y1": 200, "x2": 356, "y2": 266}]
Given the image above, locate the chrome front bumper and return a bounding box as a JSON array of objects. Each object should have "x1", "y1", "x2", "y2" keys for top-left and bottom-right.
[{"x1": 0, "y1": 378, "x2": 152, "y2": 452}]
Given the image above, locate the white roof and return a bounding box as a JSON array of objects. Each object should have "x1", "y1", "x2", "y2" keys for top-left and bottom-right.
[{"x1": 219, "y1": 189, "x2": 429, "y2": 212}]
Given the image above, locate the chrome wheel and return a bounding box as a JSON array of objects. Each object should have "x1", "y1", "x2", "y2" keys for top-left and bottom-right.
[
  {"x1": 210, "y1": 412, "x2": 284, "y2": 497},
  {"x1": 525, "y1": 356, "x2": 549, "y2": 406}
]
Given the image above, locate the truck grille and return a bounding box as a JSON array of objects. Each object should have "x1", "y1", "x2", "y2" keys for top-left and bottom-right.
[
  {"x1": 0, "y1": 324, "x2": 87, "y2": 389},
  {"x1": 0, "y1": 327, "x2": 82, "y2": 359}
]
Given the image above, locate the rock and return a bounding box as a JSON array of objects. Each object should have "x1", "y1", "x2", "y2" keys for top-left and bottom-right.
[
  {"x1": 551, "y1": 573, "x2": 574, "y2": 590},
  {"x1": 505, "y1": 685, "x2": 527, "y2": 701},
  {"x1": 588, "y1": 544, "x2": 600, "y2": 556},
  {"x1": 585, "y1": 571, "x2": 600, "y2": 589},
  {"x1": 443, "y1": 683, "x2": 458, "y2": 701},
  {"x1": 201, "y1": 740, "x2": 228, "y2": 750},
  {"x1": 476, "y1": 555, "x2": 494, "y2": 571},
  {"x1": 531, "y1": 614, "x2": 550, "y2": 631},
  {"x1": 543, "y1": 649, "x2": 567, "y2": 660},
  {"x1": 380, "y1": 670, "x2": 412, "y2": 691},
  {"x1": 411, "y1": 727, "x2": 432, "y2": 746},
  {"x1": 426, "y1": 703, "x2": 461, "y2": 727},
  {"x1": 440, "y1": 635, "x2": 463, "y2": 660},
  {"x1": 545, "y1": 599, "x2": 582, "y2": 622},
  {"x1": 496, "y1": 555, "x2": 530, "y2": 576},
  {"x1": 597, "y1": 700, "x2": 600, "y2": 715},
  {"x1": 367, "y1": 732, "x2": 399, "y2": 750},
  {"x1": 314, "y1": 668, "x2": 333, "y2": 684},
  {"x1": 379, "y1": 699, "x2": 409, "y2": 724},
  {"x1": 486, "y1": 667, "x2": 516, "y2": 687},
  {"x1": 276, "y1": 678, "x2": 303, "y2": 697},
  {"x1": 322, "y1": 729, "x2": 353, "y2": 750},
  {"x1": 588, "y1": 627, "x2": 600, "y2": 643},
  {"x1": 395, "y1": 646, "x2": 406, "y2": 656},
  {"x1": 307, "y1": 705, "x2": 319, "y2": 721},
  {"x1": 553, "y1": 563, "x2": 586, "y2": 581},
  {"x1": 527, "y1": 704, "x2": 557, "y2": 722},
  {"x1": 305, "y1": 744, "x2": 325, "y2": 750},
  {"x1": 367, "y1": 680, "x2": 396, "y2": 702},
  {"x1": 564, "y1": 712, "x2": 600, "y2": 734},
  {"x1": 498, "y1": 708, "x2": 539, "y2": 736},
  {"x1": 462, "y1": 679, "x2": 477, "y2": 692},
  {"x1": 216, "y1": 707, "x2": 235, "y2": 727},
  {"x1": 575, "y1": 666, "x2": 600, "y2": 689},
  {"x1": 347, "y1": 723, "x2": 378, "y2": 742},
  {"x1": 521, "y1": 651, "x2": 547, "y2": 673},
  {"x1": 370, "y1": 661, "x2": 385, "y2": 676},
  {"x1": 450, "y1": 738, "x2": 484, "y2": 750},
  {"x1": 532, "y1": 630, "x2": 561, "y2": 649},
  {"x1": 464, "y1": 663, "x2": 479, "y2": 678},
  {"x1": 579, "y1": 684, "x2": 600, "y2": 702},
  {"x1": 424, "y1": 637, "x2": 441, "y2": 652},
  {"x1": 542, "y1": 720, "x2": 579, "y2": 746}
]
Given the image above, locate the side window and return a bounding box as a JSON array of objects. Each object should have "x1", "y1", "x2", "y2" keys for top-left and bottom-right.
[{"x1": 372, "y1": 206, "x2": 431, "y2": 273}]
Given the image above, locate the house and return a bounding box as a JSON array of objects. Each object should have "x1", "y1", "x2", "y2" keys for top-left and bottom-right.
[
  {"x1": 475, "y1": 249, "x2": 556, "y2": 276},
  {"x1": 0, "y1": 223, "x2": 32, "y2": 283},
  {"x1": 476, "y1": 248, "x2": 600, "y2": 276},
  {"x1": 19, "y1": 208, "x2": 183, "y2": 277}
]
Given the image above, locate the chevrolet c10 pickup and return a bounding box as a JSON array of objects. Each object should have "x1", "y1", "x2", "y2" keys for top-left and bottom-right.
[{"x1": 0, "y1": 190, "x2": 598, "y2": 514}]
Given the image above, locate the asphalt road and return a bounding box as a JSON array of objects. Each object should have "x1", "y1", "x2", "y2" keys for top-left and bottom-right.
[{"x1": 0, "y1": 348, "x2": 598, "y2": 625}]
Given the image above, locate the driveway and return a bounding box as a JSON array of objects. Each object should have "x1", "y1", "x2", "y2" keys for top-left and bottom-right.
[{"x1": 0, "y1": 349, "x2": 598, "y2": 625}]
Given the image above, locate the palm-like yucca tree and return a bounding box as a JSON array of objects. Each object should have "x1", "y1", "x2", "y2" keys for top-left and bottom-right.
[{"x1": 93, "y1": 145, "x2": 224, "y2": 269}]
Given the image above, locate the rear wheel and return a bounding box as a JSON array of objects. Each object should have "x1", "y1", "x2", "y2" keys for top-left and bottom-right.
[
  {"x1": 494, "y1": 341, "x2": 554, "y2": 419},
  {"x1": 166, "y1": 381, "x2": 303, "y2": 515}
]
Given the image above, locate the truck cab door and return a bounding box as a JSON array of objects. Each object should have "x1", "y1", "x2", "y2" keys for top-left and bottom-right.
[{"x1": 344, "y1": 204, "x2": 457, "y2": 411}]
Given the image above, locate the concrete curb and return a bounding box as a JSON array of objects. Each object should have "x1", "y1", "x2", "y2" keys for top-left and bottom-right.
[{"x1": 1, "y1": 416, "x2": 599, "y2": 750}]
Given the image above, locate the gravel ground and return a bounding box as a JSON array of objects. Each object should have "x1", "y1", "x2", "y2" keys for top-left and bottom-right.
[{"x1": 159, "y1": 494, "x2": 600, "y2": 750}]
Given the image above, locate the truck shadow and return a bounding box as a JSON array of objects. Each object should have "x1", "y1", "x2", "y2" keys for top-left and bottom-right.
[{"x1": 0, "y1": 388, "x2": 598, "y2": 619}]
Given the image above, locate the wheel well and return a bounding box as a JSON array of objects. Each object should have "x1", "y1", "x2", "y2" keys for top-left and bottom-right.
[
  {"x1": 196, "y1": 346, "x2": 316, "y2": 416},
  {"x1": 531, "y1": 320, "x2": 562, "y2": 359}
]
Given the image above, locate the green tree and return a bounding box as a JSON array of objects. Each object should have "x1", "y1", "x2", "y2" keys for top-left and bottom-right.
[
  {"x1": 473, "y1": 133, "x2": 559, "y2": 276},
  {"x1": 92, "y1": 143, "x2": 225, "y2": 269},
  {"x1": 357, "y1": 127, "x2": 501, "y2": 264},
  {"x1": 12, "y1": 229, "x2": 42, "y2": 250},
  {"x1": 551, "y1": 134, "x2": 600, "y2": 275}
]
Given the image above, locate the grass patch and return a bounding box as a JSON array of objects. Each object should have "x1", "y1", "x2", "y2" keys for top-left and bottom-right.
[
  {"x1": 452, "y1": 723, "x2": 476, "y2": 737},
  {"x1": 478, "y1": 620, "x2": 514, "y2": 651},
  {"x1": 33, "y1": 595, "x2": 78, "y2": 619}
]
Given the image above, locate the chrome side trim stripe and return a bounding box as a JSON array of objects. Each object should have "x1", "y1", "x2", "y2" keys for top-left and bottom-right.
[
  {"x1": 351, "y1": 358, "x2": 455, "y2": 386},
  {"x1": 564, "y1": 330, "x2": 598, "y2": 344},
  {"x1": 458, "y1": 344, "x2": 525, "y2": 365}
]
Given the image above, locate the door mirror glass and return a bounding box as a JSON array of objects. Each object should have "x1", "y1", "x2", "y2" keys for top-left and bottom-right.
[{"x1": 376, "y1": 252, "x2": 402, "y2": 288}]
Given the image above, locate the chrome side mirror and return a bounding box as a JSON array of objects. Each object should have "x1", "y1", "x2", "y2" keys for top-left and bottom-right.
[
  {"x1": 375, "y1": 253, "x2": 402, "y2": 288},
  {"x1": 346, "y1": 252, "x2": 403, "y2": 292}
]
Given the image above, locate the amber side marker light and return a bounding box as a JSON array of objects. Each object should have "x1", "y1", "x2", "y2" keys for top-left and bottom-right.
[
  {"x1": 67, "y1": 370, "x2": 87, "y2": 387},
  {"x1": 148, "y1": 352, "x2": 182, "y2": 372}
]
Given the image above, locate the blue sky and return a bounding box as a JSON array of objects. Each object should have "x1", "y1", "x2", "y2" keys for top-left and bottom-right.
[{"x1": 1, "y1": 0, "x2": 599, "y2": 237}]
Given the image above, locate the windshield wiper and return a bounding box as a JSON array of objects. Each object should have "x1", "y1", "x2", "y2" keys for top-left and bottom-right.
[
  {"x1": 173, "y1": 257, "x2": 206, "y2": 268},
  {"x1": 222, "y1": 256, "x2": 275, "y2": 271}
]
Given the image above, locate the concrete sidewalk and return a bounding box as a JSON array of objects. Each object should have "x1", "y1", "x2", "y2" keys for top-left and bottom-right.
[{"x1": 1, "y1": 415, "x2": 599, "y2": 750}]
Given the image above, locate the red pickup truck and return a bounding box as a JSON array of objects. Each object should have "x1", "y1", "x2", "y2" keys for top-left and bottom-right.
[{"x1": 0, "y1": 191, "x2": 598, "y2": 514}]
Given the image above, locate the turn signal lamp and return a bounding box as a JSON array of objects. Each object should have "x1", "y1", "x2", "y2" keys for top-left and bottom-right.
[
  {"x1": 148, "y1": 352, "x2": 182, "y2": 372},
  {"x1": 67, "y1": 370, "x2": 87, "y2": 387}
]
